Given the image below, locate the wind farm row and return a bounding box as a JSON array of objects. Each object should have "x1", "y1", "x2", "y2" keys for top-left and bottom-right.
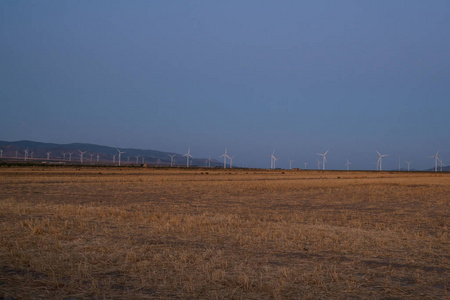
[{"x1": 0, "y1": 141, "x2": 446, "y2": 172}]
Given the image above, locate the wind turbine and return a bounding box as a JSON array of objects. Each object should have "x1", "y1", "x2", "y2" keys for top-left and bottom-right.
[
  {"x1": 24, "y1": 149, "x2": 29, "y2": 161},
  {"x1": 112, "y1": 154, "x2": 116, "y2": 163},
  {"x1": 89, "y1": 153, "x2": 95, "y2": 162},
  {"x1": 272, "y1": 155, "x2": 278, "y2": 169},
  {"x1": 317, "y1": 150, "x2": 329, "y2": 170},
  {"x1": 117, "y1": 148, "x2": 125, "y2": 166},
  {"x1": 268, "y1": 149, "x2": 277, "y2": 169},
  {"x1": 183, "y1": 147, "x2": 193, "y2": 168},
  {"x1": 168, "y1": 154, "x2": 176, "y2": 167},
  {"x1": 405, "y1": 161, "x2": 412, "y2": 172},
  {"x1": 428, "y1": 150, "x2": 439, "y2": 172},
  {"x1": 345, "y1": 159, "x2": 352, "y2": 171},
  {"x1": 79, "y1": 150, "x2": 87, "y2": 164},
  {"x1": 30, "y1": 151, "x2": 33, "y2": 159},
  {"x1": 68, "y1": 152, "x2": 73, "y2": 161},
  {"x1": 304, "y1": 162, "x2": 308, "y2": 170},
  {"x1": 127, "y1": 157, "x2": 130, "y2": 163},
  {"x1": 376, "y1": 151, "x2": 388, "y2": 171},
  {"x1": 96, "y1": 153, "x2": 100, "y2": 162},
  {"x1": 135, "y1": 155, "x2": 140, "y2": 164},
  {"x1": 439, "y1": 158, "x2": 443, "y2": 172},
  {"x1": 288, "y1": 159, "x2": 293, "y2": 170},
  {"x1": 229, "y1": 156, "x2": 235, "y2": 168},
  {"x1": 62, "y1": 152, "x2": 67, "y2": 160},
  {"x1": 207, "y1": 155, "x2": 212, "y2": 168},
  {"x1": 220, "y1": 148, "x2": 230, "y2": 169},
  {"x1": 46, "y1": 151, "x2": 51, "y2": 160}
]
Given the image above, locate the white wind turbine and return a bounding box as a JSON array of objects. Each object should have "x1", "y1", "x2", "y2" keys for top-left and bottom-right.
[
  {"x1": 68, "y1": 152, "x2": 73, "y2": 161},
  {"x1": 405, "y1": 161, "x2": 412, "y2": 172},
  {"x1": 183, "y1": 147, "x2": 193, "y2": 168},
  {"x1": 30, "y1": 151, "x2": 33, "y2": 159},
  {"x1": 79, "y1": 150, "x2": 87, "y2": 164},
  {"x1": 229, "y1": 156, "x2": 235, "y2": 168},
  {"x1": 345, "y1": 159, "x2": 352, "y2": 171},
  {"x1": 89, "y1": 153, "x2": 95, "y2": 162},
  {"x1": 168, "y1": 154, "x2": 176, "y2": 167},
  {"x1": 46, "y1": 151, "x2": 51, "y2": 160},
  {"x1": 62, "y1": 152, "x2": 67, "y2": 160},
  {"x1": 24, "y1": 149, "x2": 29, "y2": 161},
  {"x1": 304, "y1": 162, "x2": 308, "y2": 170},
  {"x1": 428, "y1": 150, "x2": 439, "y2": 172},
  {"x1": 220, "y1": 148, "x2": 230, "y2": 169},
  {"x1": 317, "y1": 150, "x2": 329, "y2": 170},
  {"x1": 135, "y1": 155, "x2": 140, "y2": 164},
  {"x1": 96, "y1": 153, "x2": 100, "y2": 162},
  {"x1": 268, "y1": 149, "x2": 277, "y2": 169},
  {"x1": 117, "y1": 148, "x2": 125, "y2": 166},
  {"x1": 112, "y1": 154, "x2": 116, "y2": 163},
  {"x1": 288, "y1": 159, "x2": 293, "y2": 170},
  {"x1": 376, "y1": 151, "x2": 388, "y2": 171},
  {"x1": 207, "y1": 155, "x2": 212, "y2": 168}
]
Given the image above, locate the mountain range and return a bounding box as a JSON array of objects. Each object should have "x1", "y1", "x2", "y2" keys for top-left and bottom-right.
[{"x1": 0, "y1": 140, "x2": 222, "y2": 167}]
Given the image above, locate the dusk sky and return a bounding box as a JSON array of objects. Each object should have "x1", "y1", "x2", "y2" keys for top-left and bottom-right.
[{"x1": 1, "y1": 1, "x2": 449, "y2": 170}]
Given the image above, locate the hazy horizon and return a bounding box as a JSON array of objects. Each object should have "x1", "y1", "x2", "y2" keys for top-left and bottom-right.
[{"x1": 1, "y1": 1, "x2": 449, "y2": 170}]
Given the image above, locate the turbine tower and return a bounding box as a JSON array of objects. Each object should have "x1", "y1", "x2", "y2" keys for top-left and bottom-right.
[
  {"x1": 207, "y1": 155, "x2": 212, "y2": 168},
  {"x1": 304, "y1": 162, "x2": 308, "y2": 170},
  {"x1": 168, "y1": 154, "x2": 176, "y2": 167},
  {"x1": 79, "y1": 150, "x2": 87, "y2": 164},
  {"x1": 62, "y1": 152, "x2": 67, "y2": 160},
  {"x1": 428, "y1": 150, "x2": 439, "y2": 172},
  {"x1": 112, "y1": 154, "x2": 116, "y2": 163},
  {"x1": 268, "y1": 149, "x2": 277, "y2": 169},
  {"x1": 117, "y1": 148, "x2": 125, "y2": 166},
  {"x1": 46, "y1": 151, "x2": 51, "y2": 160},
  {"x1": 229, "y1": 156, "x2": 235, "y2": 168},
  {"x1": 24, "y1": 149, "x2": 29, "y2": 161},
  {"x1": 376, "y1": 151, "x2": 388, "y2": 171},
  {"x1": 288, "y1": 159, "x2": 293, "y2": 170},
  {"x1": 219, "y1": 148, "x2": 230, "y2": 169},
  {"x1": 183, "y1": 147, "x2": 193, "y2": 168},
  {"x1": 135, "y1": 155, "x2": 140, "y2": 164},
  {"x1": 317, "y1": 150, "x2": 329, "y2": 170},
  {"x1": 68, "y1": 152, "x2": 73, "y2": 161},
  {"x1": 89, "y1": 153, "x2": 95, "y2": 162},
  {"x1": 345, "y1": 159, "x2": 352, "y2": 171},
  {"x1": 405, "y1": 161, "x2": 412, "y2": 172}
]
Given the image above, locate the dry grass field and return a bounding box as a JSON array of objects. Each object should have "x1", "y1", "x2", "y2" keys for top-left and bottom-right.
[{"x1": 0, "y1": 166, "x2": 448, "y2": 299}]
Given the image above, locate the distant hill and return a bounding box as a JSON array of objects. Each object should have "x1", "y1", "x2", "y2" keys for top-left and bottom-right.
[
  {"x1": 0, "y1": 140, "x2": 222, "y2": 167},
  {"x1": 424, "y1": 166, "x2": 450, "y2": 172}
]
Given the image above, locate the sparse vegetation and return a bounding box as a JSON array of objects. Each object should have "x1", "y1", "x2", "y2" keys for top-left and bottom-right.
[{"x1": 0, "y1": 167, "x2": 448, "y2": 299}]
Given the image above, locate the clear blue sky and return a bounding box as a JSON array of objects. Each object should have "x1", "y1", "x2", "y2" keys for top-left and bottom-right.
[{"x1": 1, "y1": 1, "x2": 449, "y2": 170}]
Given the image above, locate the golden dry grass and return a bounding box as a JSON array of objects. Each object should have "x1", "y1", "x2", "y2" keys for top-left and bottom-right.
[{"x1": 0, "y1": 167, "x2": 448, "y2": 299}]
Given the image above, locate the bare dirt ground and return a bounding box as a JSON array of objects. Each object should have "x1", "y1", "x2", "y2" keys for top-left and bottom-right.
[{"x1": 0, "y1": 166, "x2": 448, "y2": 299}]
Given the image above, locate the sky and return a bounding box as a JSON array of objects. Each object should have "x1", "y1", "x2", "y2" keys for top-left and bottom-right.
[{"x1": 1, "y1": 1, "x2": 449, "y2": 170}]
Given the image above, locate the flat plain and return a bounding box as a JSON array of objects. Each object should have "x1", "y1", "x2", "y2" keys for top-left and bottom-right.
[{"x1": 0, "y1": 166, "x2": 448, "y2": 299}]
